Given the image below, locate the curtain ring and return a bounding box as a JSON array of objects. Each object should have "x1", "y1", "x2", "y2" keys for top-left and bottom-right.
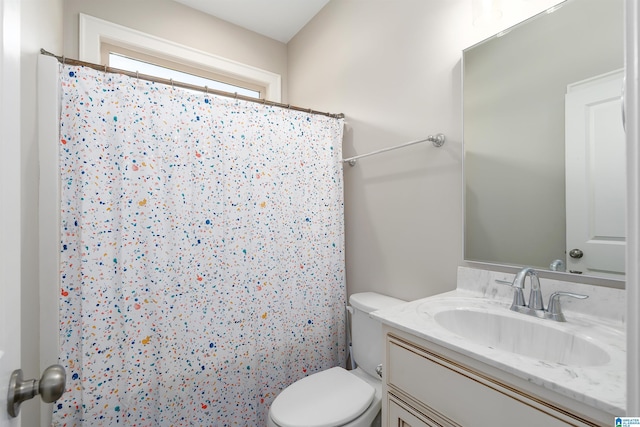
[
  {"x1": 262, "y1": 98, "x2": 266, "y2": 105},
  {"x1": 234, "y1": 92, "x2": 238, "y2": 99},
  {"x1": 170, "y1": 78, "x2": 174, "y2": 89},
  {"x1": 204, "y1": 85, "x2": 209, "y2": 94},
  {"x1": 62, "y1": 56, "x2": 66, "y2": 65},
  {"x1": 136, "y1": 71, "x2": 139, "y2": 82},
  {"x1": 104, "y1": 64, "x2": 107, "y2": 73}
]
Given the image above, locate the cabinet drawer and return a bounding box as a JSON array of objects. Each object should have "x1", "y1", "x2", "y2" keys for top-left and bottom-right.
[{"x1": 386, "y1": 335, "x2": 592, "y2": 427}]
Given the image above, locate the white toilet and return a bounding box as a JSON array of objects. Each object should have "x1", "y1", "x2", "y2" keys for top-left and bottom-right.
[{"x1": 267, "y1": 292, "x2": 405, "y2": 427}]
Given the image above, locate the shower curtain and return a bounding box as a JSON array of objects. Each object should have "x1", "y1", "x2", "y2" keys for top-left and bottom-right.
[{"x1": 54, "y1": 64, "x2": 346, "y2": 426}]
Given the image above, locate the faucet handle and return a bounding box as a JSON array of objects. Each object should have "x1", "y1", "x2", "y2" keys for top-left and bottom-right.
[
  {"x1": 546, "y1": 291, "x2": 588, "y2": 322},
  {"x1": 495, "y1": 279, "x2": 526, "y2": 307},
  {"x1": 527, "y1": 271, "x2": 544, "y2": 311}
]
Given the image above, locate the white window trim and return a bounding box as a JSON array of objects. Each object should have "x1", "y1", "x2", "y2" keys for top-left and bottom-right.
[{"x1": 79, "y1": 14, "x2": 282, "y2": 102}]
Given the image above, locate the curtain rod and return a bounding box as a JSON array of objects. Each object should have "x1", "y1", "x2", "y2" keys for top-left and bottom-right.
[
  {"x1": 341, "y1": 134, "x2": 445, "y2": 166},
  {"x1": 40, "y1": 49, "x2": 345, "y2": 120}
]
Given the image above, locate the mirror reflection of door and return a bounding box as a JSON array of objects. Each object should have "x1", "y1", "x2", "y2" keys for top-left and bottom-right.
[{"x1": 565, "y1": 69, "x2": 625, "y2": 279}]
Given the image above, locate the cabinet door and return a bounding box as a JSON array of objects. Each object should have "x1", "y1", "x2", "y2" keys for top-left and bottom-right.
[{"x1": 388, "y1": 396, "x2": 441, "y2": 427}]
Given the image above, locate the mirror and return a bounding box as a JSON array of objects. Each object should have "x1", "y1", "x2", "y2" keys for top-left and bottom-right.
[{"x1": 463, "y1": 0, "x2": 625, "y2": 282}]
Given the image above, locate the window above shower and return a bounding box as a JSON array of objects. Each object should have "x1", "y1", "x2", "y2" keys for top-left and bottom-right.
[
  {"x1": 105, "y1": 46, "x2": 262, "y2": 99},
  {"x1": 78, "y1": 13, "x2": 283, "y2": 102}
]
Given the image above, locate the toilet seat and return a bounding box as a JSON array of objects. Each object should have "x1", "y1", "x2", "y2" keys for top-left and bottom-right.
[{"x1": 270, "y1": 367, "x2": 375, "y2": 427}]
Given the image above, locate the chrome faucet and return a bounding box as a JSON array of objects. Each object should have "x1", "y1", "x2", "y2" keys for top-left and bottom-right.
[
  {"x1": 512, "y1": 267, "x2": 544, "y2": 310},
  {"x1": 497, "y1": 267, "x2": 588, "y2": 322}
]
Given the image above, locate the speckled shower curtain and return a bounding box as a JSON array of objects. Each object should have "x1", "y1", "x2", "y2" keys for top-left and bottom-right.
[{"x1": 54, "y1": 64, "x2": 346, "y2": 426}]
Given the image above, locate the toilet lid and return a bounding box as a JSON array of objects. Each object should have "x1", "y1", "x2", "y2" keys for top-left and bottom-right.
[{"x1": 270, "y1": 367, "x2": 375, "y2": 427}]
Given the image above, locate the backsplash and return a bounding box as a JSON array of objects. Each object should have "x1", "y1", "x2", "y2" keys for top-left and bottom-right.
[{"x1": 456, "y1": 266, "x2": 626, "y2": 324}]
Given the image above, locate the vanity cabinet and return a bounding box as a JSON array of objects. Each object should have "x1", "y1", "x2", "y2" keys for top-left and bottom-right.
[{"x1": 382, "y1": 326, "x2": 608, "y2": 427}]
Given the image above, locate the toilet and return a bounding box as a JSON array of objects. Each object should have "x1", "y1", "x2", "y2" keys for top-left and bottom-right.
[{"x1": 267, "y1": 292, "x2": 405, "y2": 427}]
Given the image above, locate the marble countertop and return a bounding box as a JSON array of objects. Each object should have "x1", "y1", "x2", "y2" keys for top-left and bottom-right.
[{"x1": 371, "y1": 273, "x2": 626, "y2": 415}]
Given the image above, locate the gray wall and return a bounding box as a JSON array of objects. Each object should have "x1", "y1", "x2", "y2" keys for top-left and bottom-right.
[{"x1": 287, "y1": 0, "x2": 561, "y2": 301}]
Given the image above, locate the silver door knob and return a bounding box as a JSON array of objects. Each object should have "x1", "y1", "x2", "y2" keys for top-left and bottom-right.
[
  {"x1": 7, "y1": 364, "x2": 66, "y2": 418},
  {"x1": 569, "y1": 248, "x2": 584, "y2": 259}
]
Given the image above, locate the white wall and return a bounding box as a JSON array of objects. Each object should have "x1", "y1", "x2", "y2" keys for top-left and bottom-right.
[
  {"x1": 287, "y1": 0, "x2": 562, "y2": 301},
  {"x1": 62, "y1": 0, "x2": 290, "y2": 102},
  {"x1": 20, "y1": 1, "x2": 63, "y2": 426}
]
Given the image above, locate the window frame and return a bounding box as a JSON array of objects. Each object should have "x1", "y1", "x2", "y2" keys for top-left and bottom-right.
[{"x1": 79, "y1": 14, "x2": 282, "y2": 102}]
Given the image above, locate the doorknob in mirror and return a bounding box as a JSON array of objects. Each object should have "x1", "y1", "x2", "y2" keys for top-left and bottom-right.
[
  {"x1": 569, "y1": 249, "x2": 584, "y2": 259},
  {"x1": 7, "y1": 364, "x2": 66, "y2": 418}
]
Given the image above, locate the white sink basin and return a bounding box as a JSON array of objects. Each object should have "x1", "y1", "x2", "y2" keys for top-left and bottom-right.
[
  {"x1": 372, "y1": 292, "x2": 626, "y2": 415},
  {"x1": 432, "y1": 307, "x2": 610, "y2": 367}
]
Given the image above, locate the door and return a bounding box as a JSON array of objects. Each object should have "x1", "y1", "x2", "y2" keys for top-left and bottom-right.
[
  {"x1": 0, "y1": 0, "x2": 21, "y2": 425},
  {"x1": 565, "y1": 69, "x2": 626, "y2": 279}
]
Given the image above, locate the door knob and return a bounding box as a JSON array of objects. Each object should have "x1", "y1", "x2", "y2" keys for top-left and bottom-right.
[
  {"x1": 569, "y1": 248, "x2": 584, "y2": 259},
  {"x1": 7, "y1": 364, "x2": 66, "y2": 418}
]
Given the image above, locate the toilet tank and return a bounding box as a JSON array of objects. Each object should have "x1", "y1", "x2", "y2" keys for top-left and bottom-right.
[{"x1": 349, "y1": 292, "x2": 405, "y2": 378}]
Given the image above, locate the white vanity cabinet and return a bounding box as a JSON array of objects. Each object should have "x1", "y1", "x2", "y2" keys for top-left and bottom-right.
[{"x1": 382, "y1": 326, "x2": 610, "y2": 427}]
